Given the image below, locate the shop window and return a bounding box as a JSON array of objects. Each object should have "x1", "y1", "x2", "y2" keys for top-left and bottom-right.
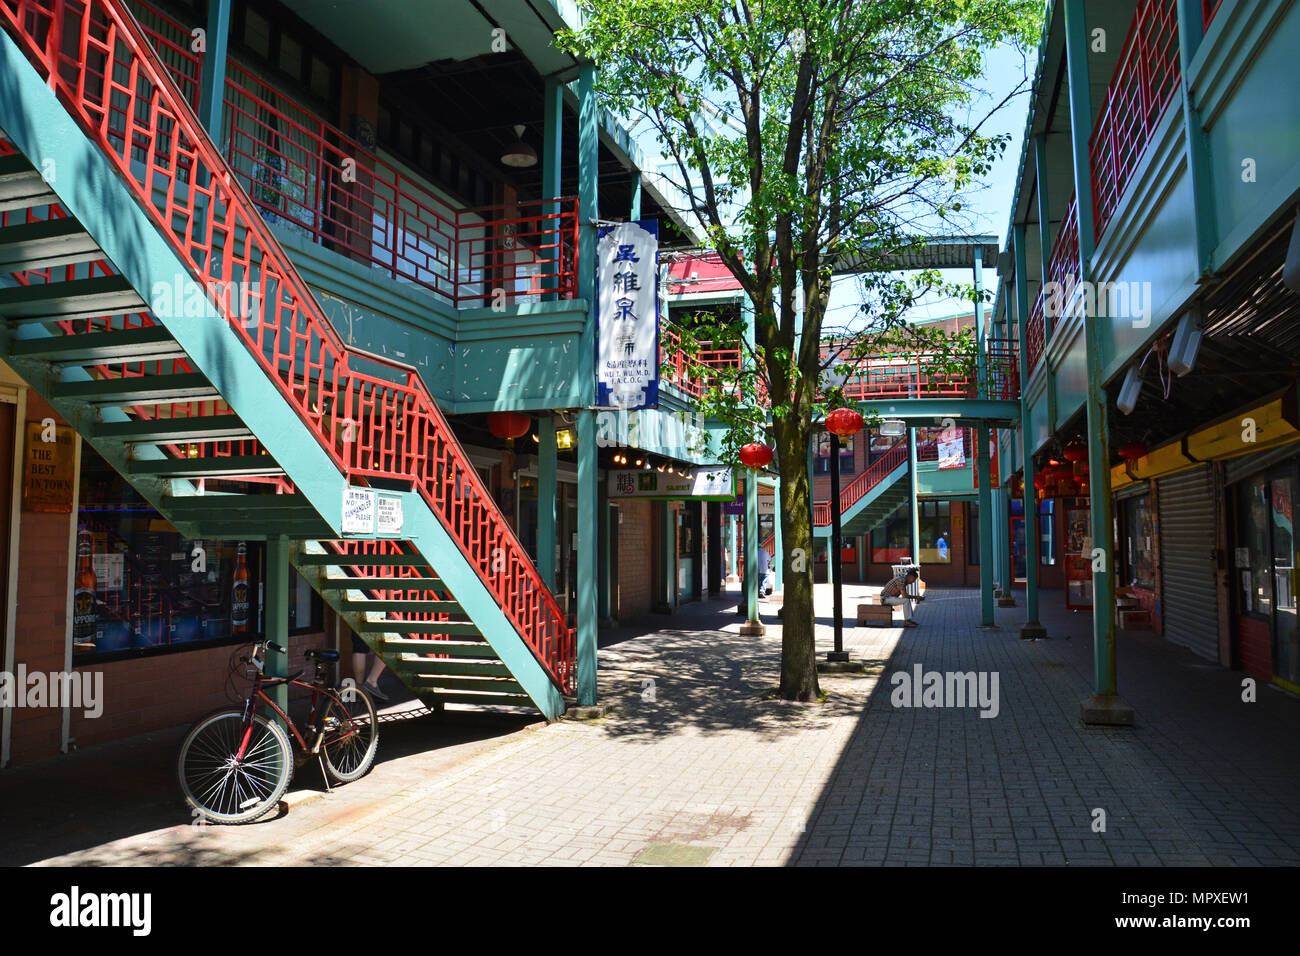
[
  {"x1": 871, "y1": 505, "x2": 911, "y2": 563},
  {"x1": 72, "y1": 447, "x2": 319, "y2": 661},
  {"x1": 1121, "y1": 494, "x2": 1156, "y2": 588},
  {"x1": 244, "y1": 8, "x2": 271, "y2": 59},
  {"x1": 1039, "y1": 500, "x2": 1057, "y2": 565},
  {"x1": 813, "y1": 431, "x2": 855, "y2": 476},
  {"x1": 968, "y1": 501, "x2": 979, "y2": 564},
  {"x1": 1237, "y1": 477, "x2": 1273, "y2": 617},
  {"x1": 917, "y1": 501, "x2": 951, "y2": 564}
]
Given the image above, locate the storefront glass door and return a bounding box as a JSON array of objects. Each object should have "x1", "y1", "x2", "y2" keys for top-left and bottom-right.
[{"x1": 1271, "y1": 476, "x2": 1299, "y2": 686}]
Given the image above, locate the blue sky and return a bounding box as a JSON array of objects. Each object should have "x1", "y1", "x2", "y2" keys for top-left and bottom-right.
[{"x1": 822, "y1": 41, "x2": 1039, "y2": 329}]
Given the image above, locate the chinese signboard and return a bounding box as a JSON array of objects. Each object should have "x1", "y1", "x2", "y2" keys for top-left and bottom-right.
[
  {"x1": 596, "y1": 220, "x2": 659, "y2": 410},
  {"x1": 607, "y1": 467, "x2": 732, "y2": 500},
  {"x1": 23, "y1": 422, "x2": 76, "y2": 512}
]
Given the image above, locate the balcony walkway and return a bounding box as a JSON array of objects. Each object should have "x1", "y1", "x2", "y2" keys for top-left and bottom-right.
[{"x1": 6, "y1": 585, "x2": 1299, "y2": 866}]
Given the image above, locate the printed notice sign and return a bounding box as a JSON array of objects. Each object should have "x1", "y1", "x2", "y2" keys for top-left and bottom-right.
[
  {"x1": 376, "y1": 495, "x2": 403, "y2": 535},
  {"x1": 342, "y1": 487, "x2": 376, "y2": 534}
]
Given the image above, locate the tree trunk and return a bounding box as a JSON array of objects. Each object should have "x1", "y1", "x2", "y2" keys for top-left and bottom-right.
[{"x1": 773, "y1": 416, "x2": 820, "y2": 700}]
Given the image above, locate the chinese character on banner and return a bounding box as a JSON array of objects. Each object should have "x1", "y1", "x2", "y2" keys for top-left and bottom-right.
[{"x1": 597, "y1": 220, "x2": 659, "y2": 409}]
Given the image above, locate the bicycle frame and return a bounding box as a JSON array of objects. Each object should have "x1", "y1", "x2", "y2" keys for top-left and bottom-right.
[{"x1": 233, "y1": 662, "x2": 361, "y2": 759}]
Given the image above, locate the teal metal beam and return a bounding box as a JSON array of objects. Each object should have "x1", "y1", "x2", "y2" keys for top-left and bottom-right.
[
  {"x1": 265, "y1": 534, "x2": 290, "y2": 723},
  {"x1": 538, "y1": 415, "x2": 557, "y2": 588},
  {"x1": 662, "y1": 500, "x2": 678, "y2": 609},
  {"x1": 197, "y1": 0, "x2": 231, "y2": 138},
  {"x1": 850, "y1": 397, "x2": 1020, "y2": 424},
  {"x1": 1175, "y1": 0, "x2": 1219, "y2": 275},
  {"x1": 575, "y1": 407, "x2": 597, "y2": 705},
  {"x1": 1013, "y1": 222, "x2": 1042, "y2": 634},
  {"x1": 1064, "y1": 0, "x2": 1121, "y2": 713}
]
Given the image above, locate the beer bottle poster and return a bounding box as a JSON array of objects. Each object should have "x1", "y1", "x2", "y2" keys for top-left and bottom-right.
[{"x1": 23, "y1": 421, "x2": 76, "y2": 512}]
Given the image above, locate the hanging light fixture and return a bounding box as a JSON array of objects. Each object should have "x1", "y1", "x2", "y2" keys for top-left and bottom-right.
[{"x1": 500, "y1": 124, "x2": 538, "y2": 168}]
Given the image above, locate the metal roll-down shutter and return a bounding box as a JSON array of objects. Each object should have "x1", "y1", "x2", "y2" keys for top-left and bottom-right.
[{"x1": 1157, "y1": 466, "x2": 1220, "y2": 662}]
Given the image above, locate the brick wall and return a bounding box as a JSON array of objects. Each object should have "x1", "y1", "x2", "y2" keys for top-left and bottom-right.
[
  {"x1": 614, "y1": 498, "x2": 653, "y2": 620},
  {"x1": 7, "y1": 394, "x2": 75, "y2": 765},
  {"x1": 67, "y1": 623, "x2": 333, "y2": 752}
]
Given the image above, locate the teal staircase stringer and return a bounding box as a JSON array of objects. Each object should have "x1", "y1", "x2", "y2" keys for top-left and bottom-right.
[{"x1": 0, "y1": 26, "x2": 565, "y2": 719}]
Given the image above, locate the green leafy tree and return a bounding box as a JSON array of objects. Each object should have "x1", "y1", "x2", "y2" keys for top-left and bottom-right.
[{"x1": 562, "y1": 0, "x2": 1040, "y2": 700}]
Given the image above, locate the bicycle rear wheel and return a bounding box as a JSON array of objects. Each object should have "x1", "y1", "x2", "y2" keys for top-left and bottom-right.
[
  {"x1": 177, "y1": 709, "x2": 293, "y2": 825},
  {"x1": 320, "y1": 685, "x2": 378, "y2": 784}
]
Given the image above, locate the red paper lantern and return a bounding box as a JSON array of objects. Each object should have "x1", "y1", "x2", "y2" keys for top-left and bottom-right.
[
  {"x1": 1062, "y1": 442, "x2": 1087, "y2": 463},
  {"x1": 1118, "y1": 441, "x2": 1148, "y2": 462},
  {"x1": 739, "y1": 443, "x2": 774, "y2": 469},
  {"x1": 486, "y1": 411, "x2": 531, "y2": 440},
  {"x1": 825, "y1": 407, "x2": 864, "y2": 438}
]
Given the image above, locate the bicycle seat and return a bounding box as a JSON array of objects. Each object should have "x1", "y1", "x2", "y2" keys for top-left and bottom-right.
[{"x1": 305, "y1": 648, "x2": 340, "y2": 662}]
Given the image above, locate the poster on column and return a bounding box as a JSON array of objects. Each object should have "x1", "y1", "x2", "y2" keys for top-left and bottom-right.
[{"x1": 596, "y1": 220, "x2": 659, "y2": 410}]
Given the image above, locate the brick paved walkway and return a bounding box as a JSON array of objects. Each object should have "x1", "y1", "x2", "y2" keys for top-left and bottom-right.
[{"x1": 8, "y1": 584, "x2": 1300, "y2": 866}]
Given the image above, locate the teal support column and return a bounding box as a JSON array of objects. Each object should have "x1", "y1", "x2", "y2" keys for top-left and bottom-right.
[
  {"x1": 1013, "y1": 223, "x2": 1044, "y2": 636},
  {"x1": 908, "y1": 428, "x2": 921, "y2": 572},
  {"x1": 743, "y1": 471, "x2": 761, "y2": 630},
  {"x1": 773, "y1": 478, "x2": 784, "y2": 591},
  {"x1": 974, "y1": 248, "x2": 994, "y2": 626},
  {"x1": 598, "y1": 486, "x2": 611, "y2": 621},
  {"x1": 197, "y1": 0, "x2": 231, "y2": 138},
  {"x1": 1033, "y1": 133, "x2": 1054, "y2": 337},
  {"x1": 541, "y1": 77, "x2": 564, "y2": 301},
  {"x1": 264, "y1": 534, "x2": 290, "y2": 723},
  {"x1": 630, "y1": 174, "x2": 642, "y2": 221},
  {"x1": 1064, "y1": 0, "x2": 1127, "y2": 722},
  {"x1": 857, "y1": 534, "x2": 866, "y2": 581},
  {"x1": 577, "y1": 63, "x2": 598, "y2": 394},
  {"x1": 661, "y1": 501, "x2": 678, "y2": 609},
  {"x1": 976, "y1": 424, "x2": 995, "y2": 626},
  {"x1": 728, "y1": 514, "x2": 737, "y2": 580},
  {"x1": 538, "y1": 416, "x2": 557, "y2": 588},
  {"x1": 1176, "y1": 0, "x2": 1218, "y2": 274},
  {"x1": 575, "y1": 408, "x2": 598, "y2": 705}
]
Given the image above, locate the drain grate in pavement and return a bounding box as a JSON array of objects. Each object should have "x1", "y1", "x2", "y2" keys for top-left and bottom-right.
[{"x1": 632, "y1": 843, "x2": 716, "y2": 867}]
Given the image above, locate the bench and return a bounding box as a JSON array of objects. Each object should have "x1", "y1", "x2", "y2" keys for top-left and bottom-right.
[{"x1": 857, "y1": 596, "x2": 894, "y2": 626}]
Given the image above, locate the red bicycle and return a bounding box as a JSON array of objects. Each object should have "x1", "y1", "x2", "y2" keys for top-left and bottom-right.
[{"x1": 176, "y1": 640, "x2": 378, "y2": 824}]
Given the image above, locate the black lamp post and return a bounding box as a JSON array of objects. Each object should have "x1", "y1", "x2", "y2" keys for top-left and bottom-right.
[{"x1": 825, "y1": 407, "x2": 864, "y2": 662}]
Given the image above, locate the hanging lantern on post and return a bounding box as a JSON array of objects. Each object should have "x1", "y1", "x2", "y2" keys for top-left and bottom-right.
[
  {"x1": 739, "y1": 443, "x2": 774, "y2": 469},
  {"x1": 1117, "y1": 441, "x2": 1148, "y2": 462},
  {"x1": 486, "y1": 411, "x2": 532, "y2": 447},
  {"x1": 825, "y1": 407, "x2": 864, "y2": 438}
]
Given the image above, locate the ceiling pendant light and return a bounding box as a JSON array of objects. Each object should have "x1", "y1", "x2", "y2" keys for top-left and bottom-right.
[{"x1": 501, "y1": 124, "x2": 538, "y2": 168}]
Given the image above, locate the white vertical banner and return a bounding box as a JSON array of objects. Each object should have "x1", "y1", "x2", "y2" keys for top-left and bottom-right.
[{"x1": 596, "y1": 220, "x2": 659, "y2": 409}]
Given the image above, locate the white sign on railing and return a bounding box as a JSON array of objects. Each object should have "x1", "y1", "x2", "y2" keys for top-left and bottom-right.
[
  {"x1": 342, "y1": 487, "x2": 376, "y2": 534},
  {"x1": 596, "y1": 220, "x2": 659, "y2": 410}
]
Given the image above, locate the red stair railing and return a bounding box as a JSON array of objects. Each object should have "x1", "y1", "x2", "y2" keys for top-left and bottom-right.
[
  {"x1": 812, "y1": 441, "x2": 907, "y2": 527},
  {"x1": 0, "y1": 0, "x2": 574, "y2": 692}
]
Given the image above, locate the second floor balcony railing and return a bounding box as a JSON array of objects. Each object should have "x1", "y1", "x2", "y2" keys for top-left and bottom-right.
[
  {"x1": 660, "y1": 334, "x2": 1021, "y2": 403},
  {"x1": 1089, "y1": 0, "x2": 1182, "y2": 240},
  {"x1": 1027, "y1": 192, "x2": 1079, "y2": 373},
  {"x1": 129, "y1": 0, "x2": 578, "y2": 309}
]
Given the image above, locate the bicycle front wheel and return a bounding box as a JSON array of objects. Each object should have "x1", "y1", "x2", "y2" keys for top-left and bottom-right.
[
  {"x1": 320, "y1": 685, "x2": 378, "y2": 784},
  {"x1": 177, "y1": 709, "x2": 293, "y2": 825}
]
